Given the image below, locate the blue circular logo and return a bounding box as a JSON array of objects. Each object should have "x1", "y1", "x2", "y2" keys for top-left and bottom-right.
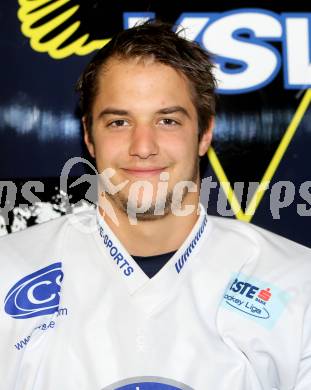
[
  {"x1": 117, "y1": 384, "x2": 180, "y2": 389},
  {"x1": 103, "y1": 377, "x2": 193, "y2": 390},
  {"x1": 4, "y1": 262, "x2": 63, "y2": 319}
]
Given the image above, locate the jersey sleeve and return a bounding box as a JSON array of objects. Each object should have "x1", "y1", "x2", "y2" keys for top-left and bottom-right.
[{"x1": 294, "y1": 301, "x2": 311, "y2": 389}]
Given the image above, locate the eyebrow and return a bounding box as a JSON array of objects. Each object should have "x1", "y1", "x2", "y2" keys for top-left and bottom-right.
[
  {"x1": 155, "y1": 106, "x2": 191, "y2": 118},
  {"x1": 97, "y1": 108, "x2": 129, "y2": 119},
  {"x1": 97, "y1": 106, "x2": 191, "y2": 120}
]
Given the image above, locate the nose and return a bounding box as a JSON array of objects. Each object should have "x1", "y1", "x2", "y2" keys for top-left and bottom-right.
[{"x1": 129, "y1": 124, "x2": 159, "y2": 159}]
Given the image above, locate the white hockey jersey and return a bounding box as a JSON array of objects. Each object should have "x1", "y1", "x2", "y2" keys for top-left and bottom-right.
[{"x1": 1, "y1": 205, "x2": 311, "y2": 390}]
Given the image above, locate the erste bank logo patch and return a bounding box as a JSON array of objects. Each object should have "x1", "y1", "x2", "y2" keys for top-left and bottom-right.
[
  {"x1": 102, "y1": 377, "x2": 193, "y2": 390},
  {"x1": 4, "y1": 262, "x2": 63, "y2": 319},
  {"x1": 222, "y1": 273, "x2": 290, "y2": 329}
]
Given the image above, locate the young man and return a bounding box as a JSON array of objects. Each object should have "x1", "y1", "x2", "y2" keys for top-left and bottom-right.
[{"x1": 1, "y1": 21, "x2": 311, "y2": 390}]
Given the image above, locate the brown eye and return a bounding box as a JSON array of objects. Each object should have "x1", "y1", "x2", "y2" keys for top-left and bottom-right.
[
  {"x1": 108, "y1": 119, "x2": 129, "y2": 127},
  {"x1": 159, "y1": 118, "x2": 179, "y2": 126}
]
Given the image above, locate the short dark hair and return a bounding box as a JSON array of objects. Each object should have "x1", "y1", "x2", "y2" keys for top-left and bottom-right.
[{"x1": 76, "y1": 20, "x2": 217, "y2": 140}]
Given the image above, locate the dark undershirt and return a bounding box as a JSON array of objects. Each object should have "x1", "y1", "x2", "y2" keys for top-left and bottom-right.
[{"x1": 132, "y1": 251, "x2": 177, "y2": 278}]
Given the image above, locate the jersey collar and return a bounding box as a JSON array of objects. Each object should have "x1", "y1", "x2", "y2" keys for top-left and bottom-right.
[{"x1": 93, "y1": 204, "x2": 211, "y2": 313}]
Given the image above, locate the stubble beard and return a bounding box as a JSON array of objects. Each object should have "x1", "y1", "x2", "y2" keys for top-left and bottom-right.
[{"x1": 106, "y1": 159, "x2": 200, "y2": 221}]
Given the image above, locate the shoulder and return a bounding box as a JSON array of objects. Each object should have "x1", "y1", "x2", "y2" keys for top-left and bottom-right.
[
  {"x1": 208, "y1": 215, "x2": 311, "y2": 282},
  {"x1": 0, "y1": 208, "x2": 96, "y2": 245},
  {"x1": 0, "y1": 209, "x2": 96, "y2": 274},
  {"x1": 210, "y1": 215, "x2": 310, "y2": 255}
]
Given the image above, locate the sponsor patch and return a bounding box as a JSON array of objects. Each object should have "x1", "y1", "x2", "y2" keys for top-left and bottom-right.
[
  {"x1": 221, "y1": 273, "x2": 290, "y2": 329},
  {"x1": 102, "y1": 377, "x2": 193, "y2": 390},
  {"x1": 4, "y1": 262, "x2": 63, "y2": 319}
]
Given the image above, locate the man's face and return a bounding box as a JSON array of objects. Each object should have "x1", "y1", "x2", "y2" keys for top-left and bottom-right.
[{"x1": 84, "y1": 57, "x2": 212, "y2": 219}]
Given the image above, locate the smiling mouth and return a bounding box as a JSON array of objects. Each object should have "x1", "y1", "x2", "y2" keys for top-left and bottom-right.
[{"x1": 121, "y1": 167, "x2": 167, "y2": 178}]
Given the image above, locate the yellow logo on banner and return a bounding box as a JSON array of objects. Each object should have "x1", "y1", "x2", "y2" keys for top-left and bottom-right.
[
  {"x1": 208, "y1": 89, "x2": 311, "y2": 222},
  {"x1": 18, "y1": 0, "x2": 109, "y2": 59}
]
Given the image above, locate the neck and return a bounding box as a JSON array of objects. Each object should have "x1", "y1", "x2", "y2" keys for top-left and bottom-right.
[{"x1": 99, "y1": 193, "x2": 201, "y2": 256}]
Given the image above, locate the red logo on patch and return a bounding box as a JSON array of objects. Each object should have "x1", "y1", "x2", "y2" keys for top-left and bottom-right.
[{"x1": 258, "y1": 288, "x2": 272, "y2": 302}]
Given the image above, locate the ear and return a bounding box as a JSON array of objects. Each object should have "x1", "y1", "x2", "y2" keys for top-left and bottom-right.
[
  {"x1": 83, "y1": 116, "x2": 95, "y2": 158},
  {"x1": 198, "y1": 117, "x2": 214, "y2": 157}
]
